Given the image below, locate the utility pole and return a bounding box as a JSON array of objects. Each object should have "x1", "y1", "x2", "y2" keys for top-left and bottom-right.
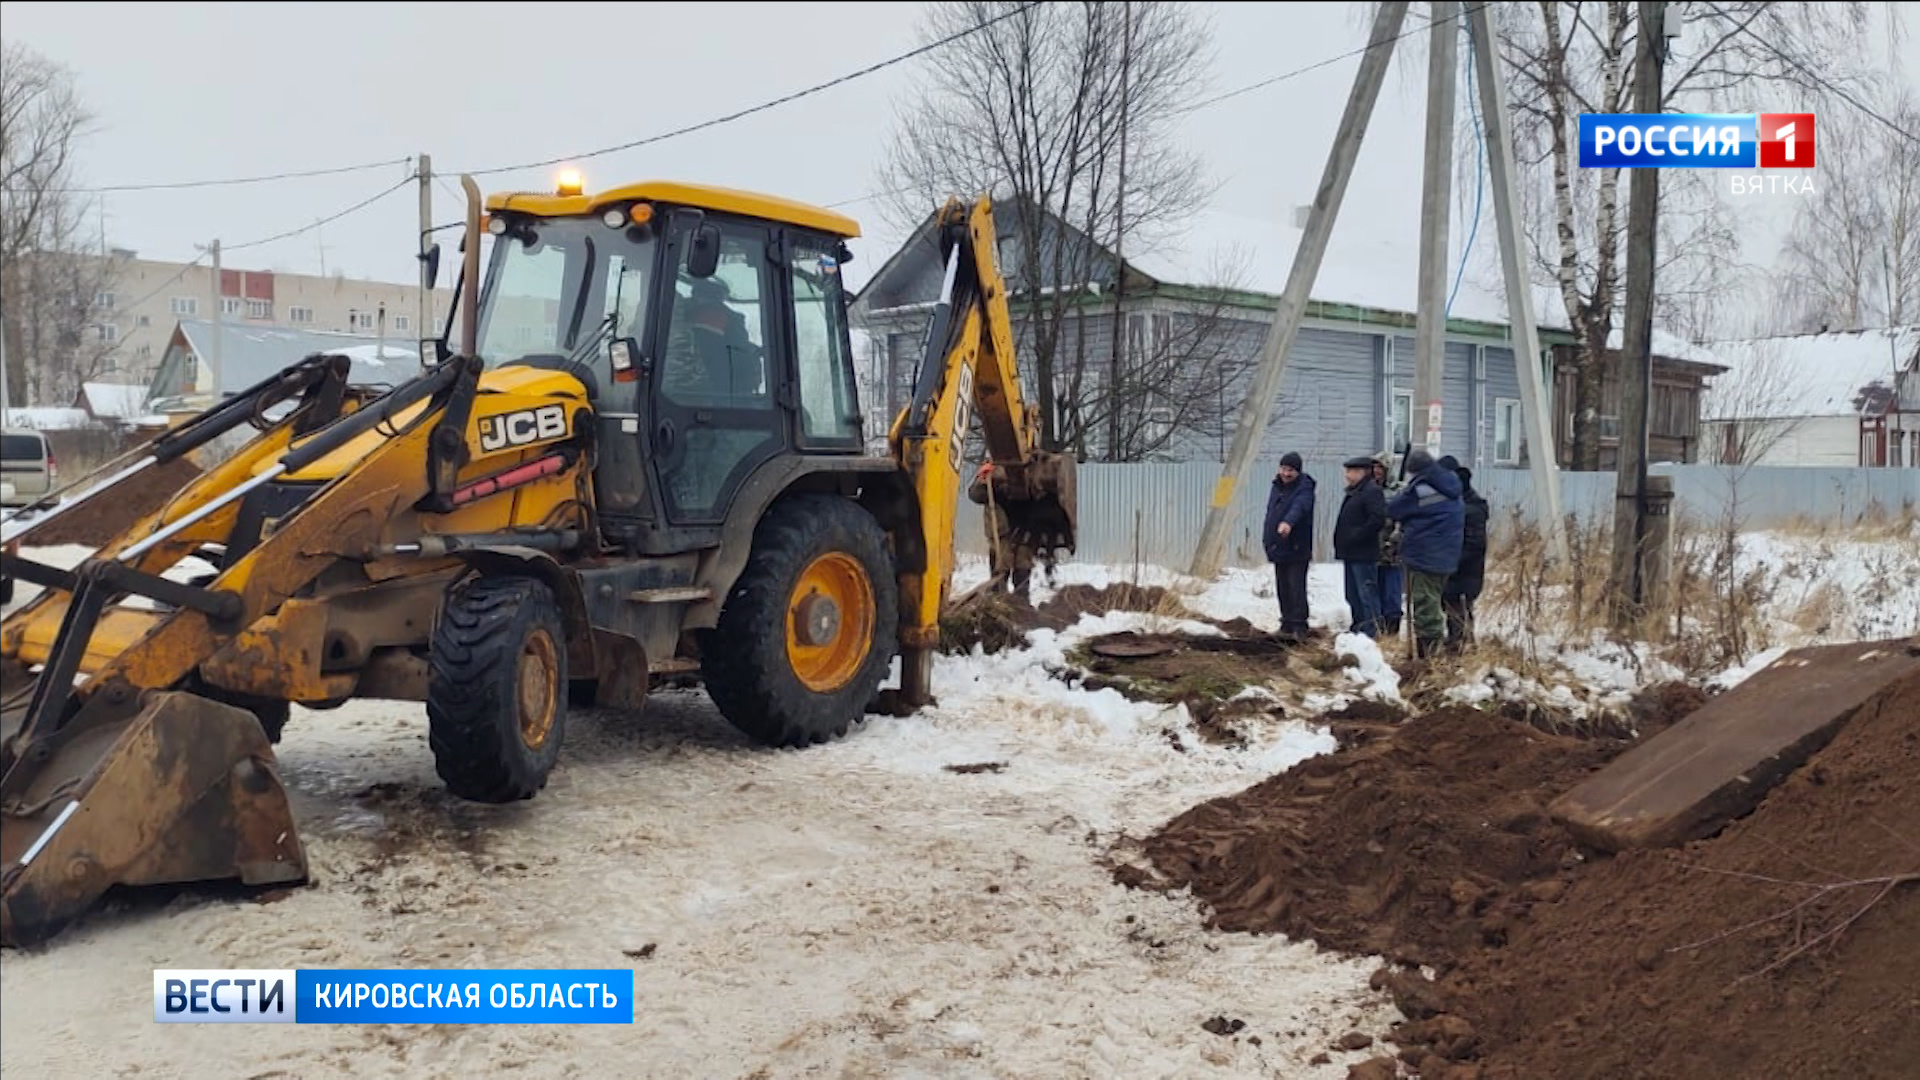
[
  {"x1": 417, "y1": 152, "x2": 434, "y2": 366},
  {"x1": 0, "y1": 307, "x2": 11, "y2": 422},
  {"x1": 208, "y1": 239, "x2": 223, "y2": 400},
  {"x1": 1104, "y1": 4, "x2": 1133, "y2": 463},
  {"x1": 1608, "y1": 0, "x2": 1669, "y2": 631},
  {"x1": 1413, "y1": 0, "x2": 1458, "y2": 457},
  {"x1": 1466, "y1": 4, "x2": 1568, "y2": 564},
  {"x1": 1187, "y1": 0, "x2": 1411, "y2": 580}
]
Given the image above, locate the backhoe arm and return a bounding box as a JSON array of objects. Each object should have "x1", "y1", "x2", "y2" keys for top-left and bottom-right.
[{"x1": 889, "y1": 196, "x2": 1078, "y2": 704}]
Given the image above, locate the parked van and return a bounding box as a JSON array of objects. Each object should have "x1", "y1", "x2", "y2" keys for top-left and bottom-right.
[
  {"x1": 2, "y1": 427, "x2": 55, "y2": 508},
  {"x1": 3, "y1": 427, "x2": 56, "y2": 605}
]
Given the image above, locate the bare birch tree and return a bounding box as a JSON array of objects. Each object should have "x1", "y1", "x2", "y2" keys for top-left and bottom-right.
[
  {"x1": 1482, "y1": 1, "x2": 1887, "y2": 469},
  {"x1": 878, "y1": 0, "x2": 1219, "y2": 455},
  {"x1": 1, "y1": 41, "x2": 116, "y2": 407},
  {"x1": 1773, "y1": 87, "x2": 1920, "y2": 332}
]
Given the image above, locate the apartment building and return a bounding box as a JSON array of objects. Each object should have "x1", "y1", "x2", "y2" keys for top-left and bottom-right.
[{"x1": 89, "y1": 248, "x2": 454, "y2": 387}]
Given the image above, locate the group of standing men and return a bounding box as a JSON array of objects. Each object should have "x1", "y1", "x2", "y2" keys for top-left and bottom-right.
[
  {"x1": 964, "y1": 443, "x2": 1490, "y2": 661},
  {"x1": 1263, "y1": 447, "x2": 1488, "y2": 659}
]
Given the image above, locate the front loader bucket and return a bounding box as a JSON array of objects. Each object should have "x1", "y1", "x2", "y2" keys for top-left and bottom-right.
[{"x1": 1, "y1": 690, "x2": 306, "y2": 948}]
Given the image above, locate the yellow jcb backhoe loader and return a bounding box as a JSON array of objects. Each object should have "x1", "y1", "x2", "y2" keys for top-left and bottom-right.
[{"x1": 0, "y1": 174, "x2": 1075, "y2": 947}]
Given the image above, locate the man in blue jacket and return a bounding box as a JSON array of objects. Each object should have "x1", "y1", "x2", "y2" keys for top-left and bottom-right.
[
  {"x1": 1385, "y1": 448, "x2": 1465, "y2": 659},
  {"x1": 1263, "y1": 451, "x2": 1316, "y2": 641}
]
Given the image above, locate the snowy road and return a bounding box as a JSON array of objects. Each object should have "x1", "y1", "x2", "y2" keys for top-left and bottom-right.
[{"x1": 0, "y1": 558, "x2": 1400, "y2": 1080}]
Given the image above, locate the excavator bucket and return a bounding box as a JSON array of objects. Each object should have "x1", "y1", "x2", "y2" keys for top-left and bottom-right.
[
  {"x1": 1, "y1": 689, "x2": 306, "y2": 948},
  {"x1": 1004, "y1": 450, "x2": 1079, "y2": 559}
]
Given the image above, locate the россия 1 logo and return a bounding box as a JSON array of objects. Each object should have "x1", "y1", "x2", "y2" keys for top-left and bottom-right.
[{"x1": 1578, "y1": 113, "x2": 1816, "y2": 170}]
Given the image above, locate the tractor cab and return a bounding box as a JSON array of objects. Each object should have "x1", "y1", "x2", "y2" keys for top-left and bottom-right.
[{"x1": 431, "y1": 175, "x2": 869, "y2": 552}]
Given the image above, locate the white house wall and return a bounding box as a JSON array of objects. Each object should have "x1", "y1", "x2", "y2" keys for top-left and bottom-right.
[{"x1": 1703, "y1": 415, "x2": 1865, "y2": 468}]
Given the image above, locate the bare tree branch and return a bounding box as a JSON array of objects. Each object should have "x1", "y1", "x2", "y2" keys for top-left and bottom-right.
[
  {"x1": 1, "y1": 41, "x2": 116, "y2": 407},
  {"x1": 878, "y1": 0, "x2": 1218, "y2": 456}
]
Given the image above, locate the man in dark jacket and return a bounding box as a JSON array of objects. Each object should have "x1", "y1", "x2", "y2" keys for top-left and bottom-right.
[
  {"x1": 1385, "y1": 448, "x2": 1465, "y2": 658},
  {"x1": 1333, "y1": 455, "x2": 1387, "y2": 638},
  {"x1": 1262, "y1": 451, "x2": 1316, "y2": 640},
  {"x1": 1371, "y1": 452, "x2": 1406, "y2": 637},
  {"x1": 1442, "y1": 458, "x2": 1490, "y2": 653}
]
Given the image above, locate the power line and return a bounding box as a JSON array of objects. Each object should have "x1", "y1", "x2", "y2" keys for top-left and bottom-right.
[
  {"x1": 10, "y1": 157, "x2": 414, "y2": 196},
  {"x1": 1697, "y1": 0, "x2": 1920, "y2": 146},
  {"x1": 825, "y1": 2, "x2": 1500, "y2": 214},
  {"x1": 221, "y1": 174, "x2": 415, "y2": 254},
  {"x1": 108, "y1": 252, "x2": 210, "y2": 315},
  {"x1": 451, "y1": 1, "x2": 1045, "y2": 177},
  {"x1": 1182, "y1": 0, "x2": 1495, "y2": 115}
]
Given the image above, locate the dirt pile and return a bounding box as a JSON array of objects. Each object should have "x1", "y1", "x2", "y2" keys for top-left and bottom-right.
[
  {"x1": 1124, "y1": 657, "x2": 1920, "y2": 1080},
  {"x1": 1116, "y1": 708, "x2": 1631, "y2": 968},
  {"x1": 939, "y1": 581, "x2": 1196, "y2": 655},
  {"x1": 1416, "y1": 666, "x2": 1920, "y2": 1080},
  {"x1": 12, "y1": 458, "x2": 204, "y2": 547}
]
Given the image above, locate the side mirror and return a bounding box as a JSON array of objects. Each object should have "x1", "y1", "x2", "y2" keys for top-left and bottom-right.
[
  {"x1": 610, "y1": 338, "x2": 642, "y2": 384},
  {"x1": 422, "y1": 243, "x2": 442, "y2": 290},
  {"x1": 687, "y1": 224, "x2": 721, "y2": 278}
]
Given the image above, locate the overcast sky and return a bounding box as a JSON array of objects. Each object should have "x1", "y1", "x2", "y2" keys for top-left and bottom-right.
[{"x1": 5, "y1": 1, "x2": 1916, "y2": 307}]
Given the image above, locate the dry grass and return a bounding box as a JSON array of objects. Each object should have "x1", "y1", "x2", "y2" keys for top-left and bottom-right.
[{"x1": 1477, "y1": 504, "x2": 1788, "y2": 682}]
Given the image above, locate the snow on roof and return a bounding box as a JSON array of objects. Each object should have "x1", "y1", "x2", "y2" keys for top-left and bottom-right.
[
  {"x1": 79, "y1": 381, "x2": 151, "y2": 420},
  {"x1": 3, "y1": 408, "x2": 94, "y2": 431},
  {"x1": 1122, "y1": 209, "x2": 1727, "y2": 364},
  {"x1": 1700, "y1": 325, "x2": 1919, "y2": 421},
  {"x1": 171, "y1": 320, "x2": 421, "y2": 394},
  {"x1": 1123, "y1": 207, "x2": 1563, "y2": 330}
]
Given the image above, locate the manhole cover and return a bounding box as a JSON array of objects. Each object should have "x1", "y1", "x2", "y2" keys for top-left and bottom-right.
[{"x1": 1091, "y1": 634, "x2": 1175, "y2": 659}]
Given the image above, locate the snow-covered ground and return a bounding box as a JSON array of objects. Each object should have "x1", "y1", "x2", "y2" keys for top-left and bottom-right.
[
  {"x1": 2, "y1": 547, "x2": 1395, "y2": 1079},
  {"x1": 2, "y1": 525, "x2": 1909, "y2": 1077}
]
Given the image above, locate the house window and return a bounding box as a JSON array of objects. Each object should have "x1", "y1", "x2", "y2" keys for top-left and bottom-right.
[
  {"x1": 171, "y1": 297, "x2": 198, "y2": 316},
  {"x1": 246, "y1": 299, "x2": 271, "y2": 319},
  {"x1": 94, "y1": 290, "x2": 116, "y2": 310},
  {"x1": 353, "y1": 312, "x2": 375, "y2": 331},
  {"x1": 1389, "y1": 389, "x2": 1413, "y2": 451},
  {"x1": 1144, "y1": 405, "x2": 1175, "y2": 447},
  {"x1": 1125, "y1": 312, "x2": 1173, "y2": 370},
  {"x1": 137, "y1": 314, "x2": 151, "y2": 328},
  {"x1": 287, "y1": 306, "x2": 313, "y2": 324},
  {"x1": 222, "y1": 297, "x2": 243, "y2": 316},
  {"x1": 95, "y1": 322, "x2": 118, "y2": 344},
  {"x1": 136, "y1": 344, "x2": 153, "y2": 361},
  {"x1": 394, "y1": 315, "x2": 411, "y2": 332},
  {"x1": 1494, "y1": 398, "x2": 1521, "y2": 464}
]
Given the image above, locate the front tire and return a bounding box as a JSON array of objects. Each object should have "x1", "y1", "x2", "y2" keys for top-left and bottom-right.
[
  {"x1": 427, "y1": 575, "x2": 567, "y2": 802},
  {"x1": 703, "y1": 494, "x2": 898, "y2": 747}
]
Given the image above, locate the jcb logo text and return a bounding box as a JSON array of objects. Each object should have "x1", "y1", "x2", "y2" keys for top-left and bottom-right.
[{"x1": 478, "y1": 404, "x2": 568, "y2": 454}]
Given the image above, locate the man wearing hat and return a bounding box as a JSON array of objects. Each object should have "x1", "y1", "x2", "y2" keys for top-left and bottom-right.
[
  {"x1": 1334, "y1": 454, "x2": 1388, "y2": 638},
  {"x1": 968, "y1": 460, "x2": 1037, "y2": 602},
  {"x1": 1442, "y1": 458, "x2": 1491, "y2": 653},
  {"x1": 1262, "y1": 451, "x2": 1316, "y2": 641},
  {"x1": 1371, "y1": 451, "x2": 1406, "y2": 636},
  {"x1": 1385, "y1": 447, "x2": 1465, "y2": 659}
]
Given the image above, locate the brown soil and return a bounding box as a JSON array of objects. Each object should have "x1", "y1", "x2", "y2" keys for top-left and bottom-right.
[
  {"x1": 1122, "y1": 663, "x2": 1920, "y2": 1080},
  {"x1": 1430, "y1": 667, "x2": 1920, "y2": 1080},
  {"x1": 938, "y1": 582, "x2": 1194, "y2": 656},
  {"x1": 1117, "y1": 707, "x2": 1630, "y2": 967},
  {"x1": 12, "y1": 457, "x2": 205, "y2": 547},
  {"x1": 1626, "y1": 679, "x2": 1713, "y2": 737}
]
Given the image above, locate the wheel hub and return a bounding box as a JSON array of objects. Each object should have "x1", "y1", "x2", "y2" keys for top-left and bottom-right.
[
  {"x1": 797, "y1": 594, "x2": 841, "y2": 646},
  {"x1": 785, "y1": 551, "x2": 877, "y2": 694}
]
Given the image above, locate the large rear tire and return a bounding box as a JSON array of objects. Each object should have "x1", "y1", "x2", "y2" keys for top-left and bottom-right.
[
  {"x1": 426, "y1": 575, "x2": 567, "y2": 802},
  {"x1": 703, "y1": 494, "x2": 898, "y2": 748}
]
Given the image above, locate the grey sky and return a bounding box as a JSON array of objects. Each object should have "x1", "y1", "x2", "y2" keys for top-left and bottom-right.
[{"x1": 5, "y1": 1, "x2": 1916, "y2": 311}]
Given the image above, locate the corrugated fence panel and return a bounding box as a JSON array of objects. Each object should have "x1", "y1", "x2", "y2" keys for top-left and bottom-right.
[{"x1": 954, "y1": 463, "x2": 1918, "y2": 571}]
